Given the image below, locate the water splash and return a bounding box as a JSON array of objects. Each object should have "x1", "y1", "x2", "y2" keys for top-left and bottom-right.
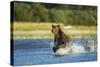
[
  {"x1": 87, "y1": 40, "x2": 97, "y2": 52},
  {"x1": 71, "y1": 44, "x2": 86, "y2": 53},
  {"x1": 54, "y1": 46, "x2": 71, "y2": 55},
  {"x1": 54, "y1": 44, "x2": 86, "y2": 56}
]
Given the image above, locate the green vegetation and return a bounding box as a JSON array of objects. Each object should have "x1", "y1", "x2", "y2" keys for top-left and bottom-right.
[
  {"x1": 12, "y1": 1, "x2": 97, "y2": 25},
  {"x1": 11, "y1": 1, "x2": 97, "y2": 39},
  {"x1": 12, "y1": 22, "x2": 97, "y2": 39},
  {"x1": 13, "y1": 22, "x2": 63, "y2": 31}
]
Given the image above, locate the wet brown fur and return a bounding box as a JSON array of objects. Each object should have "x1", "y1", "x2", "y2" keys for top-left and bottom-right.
[{"x1": 51, "y1": 24, "x2": 70, "y2": 52}]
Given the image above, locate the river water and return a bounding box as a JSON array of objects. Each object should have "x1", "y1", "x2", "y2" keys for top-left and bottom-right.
[{"x1": 13, "y1": 37, "x2": 97, "y2": 66}]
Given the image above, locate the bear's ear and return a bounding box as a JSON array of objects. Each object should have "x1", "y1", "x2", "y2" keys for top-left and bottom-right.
[
  {"x1": 52, "y1": 24, "x2": 54, "y2": 28},
  {"x1": 57, "y1": 24, "x2": 60, "y2": 27}
]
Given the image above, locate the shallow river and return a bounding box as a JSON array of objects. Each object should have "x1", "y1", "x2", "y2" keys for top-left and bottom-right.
[{"x1": 13, "y1": 37, "x2": 97, "y2": 66}]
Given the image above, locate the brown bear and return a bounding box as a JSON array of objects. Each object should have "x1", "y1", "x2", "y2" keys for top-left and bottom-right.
[{"x1": 51, "y1": 24, "x2": 71, "y2": 55}]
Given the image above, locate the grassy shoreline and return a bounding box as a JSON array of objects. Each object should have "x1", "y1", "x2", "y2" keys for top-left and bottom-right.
[
  {"x1": 13, "y1": 30, "x2": 97, "y2": 39},
  {"x1": 12, "y1": 22, "x2": 96, "y2": 31},
  {"x1": 12, "y1": 22, "x2": 97, "y2": 39}
]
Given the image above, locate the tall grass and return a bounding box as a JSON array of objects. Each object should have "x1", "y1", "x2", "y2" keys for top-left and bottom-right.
[
  {"x1": 13, "y1": 22, "x2": 64, "y2": 31},
  {"x1": 12, "y1": 22, "x2": 97, "y2": 39}
]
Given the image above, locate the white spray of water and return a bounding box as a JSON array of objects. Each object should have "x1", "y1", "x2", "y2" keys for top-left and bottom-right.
[
  {"x1": 88, "y1": 40, "x2": 97, "y2": 52},
  {"x1": 54, "y1": 44, "x2": 86, "y2": 56},
  {"x1": 71, "y1": 45, "x2": 85, "y2": 54},
  {"x1": 54, "y1": 46, "x2": 71, "y2": 55},
  {"x1": 89, "y1": 44, "x2": 97, "y2": 52}
]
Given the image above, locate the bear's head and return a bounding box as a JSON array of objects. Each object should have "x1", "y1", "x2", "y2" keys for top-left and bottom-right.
[{"x1": 51, "y1": 24, "x2": 62, "y2": 35}]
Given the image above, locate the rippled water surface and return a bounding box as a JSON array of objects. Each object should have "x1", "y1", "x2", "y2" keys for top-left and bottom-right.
[{"x1": 13, "y1": 37, "x2": 97, "y2": 66}]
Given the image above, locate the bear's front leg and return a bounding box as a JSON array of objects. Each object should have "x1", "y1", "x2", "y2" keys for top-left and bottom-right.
[{"x1": 53, "y1": 45, "x2": 59, "y2": 52}]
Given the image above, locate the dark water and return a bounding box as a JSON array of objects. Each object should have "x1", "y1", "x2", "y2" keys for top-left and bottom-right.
[{"x1": 13, "y1": 37, "x2": 97, "y2": 66}]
